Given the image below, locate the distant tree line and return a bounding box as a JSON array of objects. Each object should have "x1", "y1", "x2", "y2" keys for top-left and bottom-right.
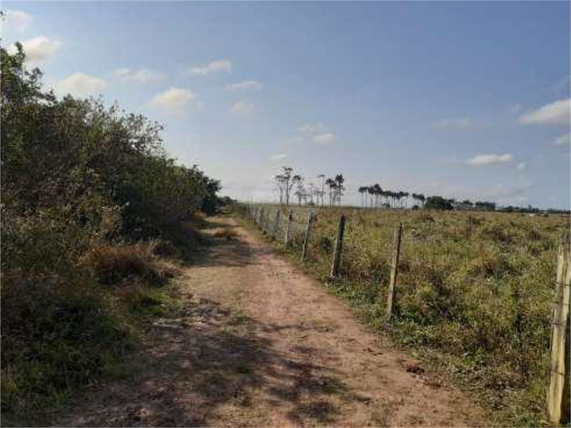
[{"x1": 272, "y1": 169, "x2": 566, "y2": 214}]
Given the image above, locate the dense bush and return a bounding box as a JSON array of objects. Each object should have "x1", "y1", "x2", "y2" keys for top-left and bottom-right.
[{"x1": 1, "y1": 43, "x2": 220, "y2": 421}]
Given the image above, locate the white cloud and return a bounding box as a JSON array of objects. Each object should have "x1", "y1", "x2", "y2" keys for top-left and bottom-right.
[
  {"x1": 431, "y1": 117, "x2": 476, "y2": 130},
  {"x1": 3, "y1": 10, "x2": 33, "y2": 31},
  {"x1": 149, "y1": 87, "x2": 197, "y2": 113},
  {"x1": 270, "y1": 153, "x2": 288, "y2": 162},
  {"x1": 553, "y1": 132, "x2": 571, "y2": 146},
  {"x1": 112, "y1": 67, "x2": 165, "y2": 83},
  {"x1": 230, "y1": 101, "x2": 255, "y2": 114},
  {"x1": 9, "y1": 36, "x2": 61, "y2": 63},
  {"x1": 293, "y1": 122, "x2": 337, "y2": 145},
  {"x1": 312, "y1": 132, "x2": 336, "y2": 145},
  {"x1": 297, "y1": 122, "x2": 326, "y2": 135},
  {"x1": 56, "y1": 73, "x2": 107, "y2": 96},
  {"x1": 519, "y1": 99, "x2": 570, "y2": 127},
  {"x1": 225, "y1": 80, "x2": 263, "y2": 91},
  {"x1": 516, "y1": 162, "x2": 527, "y2": 171},
  {"x1": 465, "y1": 153, "x2": 513, "y2": 166},
  {"x1": 187, "y1": 60, "x2": 232, "y2": 76}
]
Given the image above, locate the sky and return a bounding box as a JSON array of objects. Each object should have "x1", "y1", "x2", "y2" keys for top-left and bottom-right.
[{"x1": 2, "y1": 1, "x2": 570, "y2": 208}]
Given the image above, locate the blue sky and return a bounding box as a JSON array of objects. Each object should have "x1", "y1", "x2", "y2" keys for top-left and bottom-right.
[{"x1": 2, "y1": 1, "x2": 570, "y2": 208}]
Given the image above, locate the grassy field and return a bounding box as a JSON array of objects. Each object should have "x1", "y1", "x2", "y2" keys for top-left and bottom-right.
[{"x1": 242, "y1": 204, "x2": 569, "y2": 426}]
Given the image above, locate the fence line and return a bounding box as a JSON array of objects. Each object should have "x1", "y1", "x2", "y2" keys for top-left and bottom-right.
[{"x1": 238, "y1": 203, "x2": 569, "y2": 423}]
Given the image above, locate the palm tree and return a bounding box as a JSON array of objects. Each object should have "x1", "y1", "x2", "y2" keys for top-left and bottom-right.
[
  {"x1": 358, "y1": 186, "x2": 367, "y2": 207},
  {"x1": 317, "y1": 174, "x2": 326, "y2": 206},
  {"x1": 373, "y1": 184, "x2": 382, "y2": 209},
  {"x1": 369, "y1": 185, "x2": 376, "y2": 208},
  {"x1": 333, "y1": 174, "x2": 345, "y2": 205},
  {"x1": 325, "y1": 178, "x2": 336, "y2": 206}
]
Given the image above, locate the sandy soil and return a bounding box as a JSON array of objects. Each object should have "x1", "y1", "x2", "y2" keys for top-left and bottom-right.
[{"x1": 55, "y1": 216, "x2": 487, "y2": 427}]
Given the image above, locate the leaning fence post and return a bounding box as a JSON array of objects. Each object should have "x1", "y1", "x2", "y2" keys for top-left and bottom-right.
[
  {"x1": 330, "y1": 215, "x2": 346, "y2": 278},
  {"x1": 547, "y1": 234, "x2": 571, "y2": 426},
  {"x1": 301, "y1": 213, "x2": 316, "y2": 262},
  {"x1": 273, "y1": 208, "x2": 281, "y2": 238},
  {"x1": 386, "y1": 222, "x2": 403, "y2": 320},
  {"x1": 284, "y1": 210, "x2": 293, "y2": 247}
]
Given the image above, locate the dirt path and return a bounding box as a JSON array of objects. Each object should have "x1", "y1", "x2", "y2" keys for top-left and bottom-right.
[{"x1": 57, "y1": 216, "x2": 486, "y2": 427}]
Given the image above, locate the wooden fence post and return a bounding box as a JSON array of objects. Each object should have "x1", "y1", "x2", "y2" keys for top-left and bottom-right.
[
  {"x1": 273, "y1": 208, "x2": 281, "y2": 238},
  {"x1": 258, "y1": 207, "x2": 264, "y2": 228},
  {"x1": 284, "y1": 210, "x2": 293, "y2": 247},
  {"x1": 301, "y1": 213, "x2": 316, "y2": 262},
  {"x1": 264, "y1": 208, "x2": 270, "y2": 232},
  {"x1": 386, "y1": 222, "x2": 403, "y2": 320},
  {"x1": 548, "y1": 234, "x2": 571, "y2": 426},
  {"x1": 330, "y1": 215, "x2": 346, "y2": 278}
]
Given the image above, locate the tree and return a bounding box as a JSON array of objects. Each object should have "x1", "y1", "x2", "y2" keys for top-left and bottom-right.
[
  {"x1": 325, "y1": 178, "x2": 336, "y2": 206},
  {"x1": 294, "y1": 176, "x2": 306, "y2": 206},
  {"x1": 373, "y1": 184, "x2": 382, "y2": 208},
  {"x1": 333, "y1": 174, "x2": 345, "y2": 205},
  {"x1": 367, "y1": 186, "x2": 374, "y2": 208},
  {"x1": 317, "y1": 174, "x2": 326, "y2": 206},
  {"x1": 424, "y1": 196, "x2": 453, "y2": 210},
  {"x1": 273, "y1": 166, "x2": 301, "y2": 206},
  {"x1": 358, "y1": 186, "x2": 367, "y2": 207}
]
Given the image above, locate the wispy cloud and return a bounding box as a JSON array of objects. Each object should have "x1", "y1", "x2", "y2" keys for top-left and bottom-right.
[
  {"x1": 187, "y1": 59, "x2": 232, "y2": 76},
  {"x1": 430, "y1": 117, "x2": 476, "y2": 130},
  {"x1": 3, "y1": 10, "x2": 33, "y2": 32},
  {"x1": 519, "y1": 99, "x2": 570, "y2": 127},
  {"x1": 297, "y1": 122, "x2": 326, "y2": 135},
  {"x1": 516, "y1": 162, "x2": 527, "y2": 171},
  {"x1": 295, "y1": 123, "x2": 336, "y2": 145},
  {"x1": 56, "y1": 73, "x2": 107, "y2": 96},
  {"x1": 553, "y1": 132, "x2": 571, "y2": 146},
  {"x1": 270, "y1": 153, "x2": 288, "y2": 162},
  {"x1": 465, "y1": 153, "x2": 513, "y2": 166},
  {"x1": 9, "y1": 36, "x2": 61, "y2": 63},
  {"x1": 149, "y1": 87, "x2": 198, "y2": 113},
  {"x1": 112, "y1": 67, "x2": 165, "y2": 83},
  {"x1": 312, "y1": 132, "x2": 336, "y2": 145},
  {"x1": 225, "y1": 80, "x2": 263, "y2": 91},
  {"x1": 230, "y1": 100, "x2": 255, "y2": 114}
]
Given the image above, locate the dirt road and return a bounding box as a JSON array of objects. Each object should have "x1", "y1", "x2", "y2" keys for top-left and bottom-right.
[{"x1": 57, "y1": 216, "x2": 486, "y2": 427}]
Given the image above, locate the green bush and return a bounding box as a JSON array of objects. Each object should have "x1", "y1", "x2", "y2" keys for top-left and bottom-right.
[{"x1": 0, "y1": 43, "x2": 220, "y2": 422}]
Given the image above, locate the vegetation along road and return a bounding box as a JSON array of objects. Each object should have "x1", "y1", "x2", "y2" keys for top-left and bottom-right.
[{"x1": 56, "y1": 216, "x2": 487, "y2": 427}]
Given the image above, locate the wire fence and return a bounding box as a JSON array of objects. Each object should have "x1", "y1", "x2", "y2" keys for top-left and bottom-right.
[{"x1": 237, "y1": 202, "x2": 570, "y2": 424}]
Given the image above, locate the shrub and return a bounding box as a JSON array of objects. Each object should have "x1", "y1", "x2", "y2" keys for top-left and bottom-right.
[
  {"x1": 81, "y1": 243, "x2": 168, "y2": 286},
  {"x1": 0, "y1": 43, "x2": 219, "y2": 422}
]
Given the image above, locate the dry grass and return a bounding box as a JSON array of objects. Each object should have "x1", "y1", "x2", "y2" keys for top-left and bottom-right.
[
  {"x1": 212, "y1": 228, "x2": 239, "y2": 241},
  {"x1": 81, "y1": 243, "x2": 177, "y2": 286}
]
